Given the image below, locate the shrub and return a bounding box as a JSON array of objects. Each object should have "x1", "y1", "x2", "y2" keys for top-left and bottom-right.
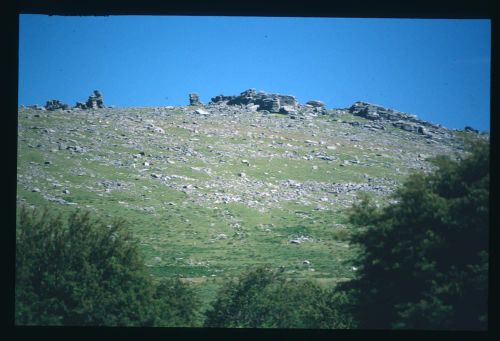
[
  {"x1": 204, "y1": 266, "x2": 355, "y2": 328},
  {"x1": 15, "y1": 208, "x2": 200, "y2": 326},
  {"x1": 153, "y1": 277, "x2": 202, "y2": 327}
]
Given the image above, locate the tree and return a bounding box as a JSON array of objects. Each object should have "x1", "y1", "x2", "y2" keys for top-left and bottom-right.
[
  {"x1": 204, "y1": 266, "x2": 354, "y2": 328},
  {"x1": 15, "y1": 208, "x2": 200, "y2": 326},
  {"x1": 153, "y1": 277, "x2": 202, "y2": 327},
  {"x1": 339, "y1": 139, "x2": 489, "y2": 330}
]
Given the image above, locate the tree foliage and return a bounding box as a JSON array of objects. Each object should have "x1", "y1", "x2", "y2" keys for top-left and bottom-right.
[
  {"x1": 204, "y1": 266, "x2": 355, "y2": 328},
  {"x1": 15, "y1": 208, "x2": 200, "y2": 326},
  {"x1": 340, "y1": 139, "x2": 489, "y2": 330}
]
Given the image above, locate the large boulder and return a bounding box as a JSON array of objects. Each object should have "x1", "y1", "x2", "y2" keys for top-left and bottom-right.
[
  {"x1": 392, "y1": 121, "x2": 427, "y2": 135},
  {"x1": 306, "y1": 100, "x2": 326, "y2": 108},
  {"x1": 276, "y1": 94, "x2": 298, "y2": 107},
  {"x1": 194, "y1": 108, "x2": 210, "y2": 115},
  {"x1": 464, "y1": 126, "x2": 479, "y2": 133},
  {"x1": 279, "y1": 105, "x2": 297, "y2": 115},
  {"x1": 210, "y1": 94, "x2": 237, "y2": 104},
  {"x1": 227, "y1": 89, "x2": 258, "y2": 106},
  {"x1": 260, "y1": 97, "x2": 281, "y2": 113},
  {"x1": 349, "y1": 101, "x2": 420, "y2": 122},
  {"x1": 75, "y1": 102, "x2": 87, "y2": 109}
]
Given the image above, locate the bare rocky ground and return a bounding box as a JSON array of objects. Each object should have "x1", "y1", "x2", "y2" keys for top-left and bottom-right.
[{"x1": 16, "y1": 91, "x2": 485, "y2": 311}]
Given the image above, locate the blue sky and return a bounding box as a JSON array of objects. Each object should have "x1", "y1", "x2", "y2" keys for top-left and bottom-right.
[{"x1": 19, "y1": 15, "x2": 490, "y2": 131}]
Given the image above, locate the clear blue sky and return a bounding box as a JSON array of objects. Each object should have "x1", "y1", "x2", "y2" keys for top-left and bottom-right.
[{"x1": 19, "y1": 15, "x2": 490, "y2": 131}]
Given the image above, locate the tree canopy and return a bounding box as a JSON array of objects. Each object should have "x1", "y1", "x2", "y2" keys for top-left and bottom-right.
[
  {"x1": 340, "y1": 139, "x2": 489, "y2": 330},
  {"x1": 15, "y1": 208, "x2": 200, "y2": 326},
  {"x1": 204, "y1": 266, "x2": 354, "y2": 329}
]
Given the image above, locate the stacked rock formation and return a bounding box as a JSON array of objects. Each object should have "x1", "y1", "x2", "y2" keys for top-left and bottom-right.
[
  {"x1": 189, "y1": 93, "x2": 202, "y2": 106},
  {"x1": 348, "y1": 101, "x2": 441, "y2": 136},
  {"x1": 45, "y1": 100, "x2": 69, "y2": 111},
  {"x1": 74, "y1": 90, "x2": 105, "y2": 109},
  {"x1": 86, "y1": 90, "x2": 105, "y2": 109},
  {"x1": 210, "y1": 88, "x2": 298, "y2": 114}
]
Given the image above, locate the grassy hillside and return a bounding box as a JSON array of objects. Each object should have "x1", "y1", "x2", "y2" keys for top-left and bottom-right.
[{"x1": 16, "y1": 105, "x2": 467, "y2": 315}]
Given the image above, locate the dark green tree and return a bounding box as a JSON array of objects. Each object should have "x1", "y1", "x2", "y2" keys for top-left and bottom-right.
[
  {"x1": 15, "y1": 208, "x2": 200, "y2": 326},
  {"x1": 153, "y1": 277, "x2": 202, "y2": 327},
  {"x1": 339, "y1": 139, "x2": 489, "y2": 330},
  {"x1": 204, "y1": 266, "x2": 354, "y2": 328}
]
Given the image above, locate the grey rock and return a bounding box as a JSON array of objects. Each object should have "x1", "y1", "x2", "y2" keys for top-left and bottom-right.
[
  {"x1": 194, "y1": 108, "x2": 210, "y2": 115},
  {"x1": 464, "y1": 126, "x2": 479, "y2": 133},
  {"x1": 306, "y1": 100, "x2": 325, "y2": 107},
  {"x1": 279, "y1": 105, "x2": 297, "y2": 115},
  {"x1": 45, "y1": 100, "x2": 69, "y2": 111},
  {"x1": 392, "y1": 121, "x2": 426, "y2": 135},
  {"x1": 260, "y1": 97, "x2": 281, "y2": 113},
  {"x1": 85, "y1": 90, "x2": 105, "y2": 109},
  {"x1": 210, "y1": 94, "x2": 237, "y2": 104},
  {"x1": 214, "y1": 89, "x2": 298, "y2": 113},
  {"x1": 189, "y1": 93, "x2": 202, "y2": 106}
]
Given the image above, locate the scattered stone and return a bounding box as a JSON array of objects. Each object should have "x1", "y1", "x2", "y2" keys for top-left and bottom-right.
[
  {"x1": 289, "y1": 235, "x2": 312, "y2": 244},
  {"x1": 214, "y1": 233, "x2": 227, "y2": 240}
]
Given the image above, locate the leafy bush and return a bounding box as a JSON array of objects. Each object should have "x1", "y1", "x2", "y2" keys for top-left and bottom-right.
[
  {"x1": 153, "y1": 277, "x2": 202, "y2": 327},
  {"x1": 339, "y1": 139, "x2": 489, "y2": 330},
  {"x1": 15, "y1": 208, "x2": 200, "y2": 326},
  {"x1": 204, "y1": 266, "x2": 355, "y2": 328}
]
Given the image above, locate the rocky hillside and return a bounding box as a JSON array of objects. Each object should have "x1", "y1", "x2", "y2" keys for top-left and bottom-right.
[{"x1": 16, "y1": 89, "x2": 485, "y2": 287}]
